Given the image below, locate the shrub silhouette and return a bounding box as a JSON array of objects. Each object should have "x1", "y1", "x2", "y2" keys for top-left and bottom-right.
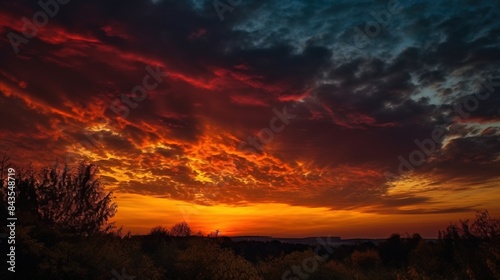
[
  {"x1": 351, "y1": 249, "x2": 381, "y2": 270},
  {"x1": 175, "y1": 239, "x2": 262, "y2": 280},
  {"x1": 438, "y1": 210, "x2": 500, "y2": 279},
  {"x1": 17, "y1": 227, "x2": 163, "y2": 280}
]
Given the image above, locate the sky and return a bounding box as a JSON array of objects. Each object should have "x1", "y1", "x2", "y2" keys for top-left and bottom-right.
[{"x1": 0, "y1": 0, "x2": 499, "y2": 238}]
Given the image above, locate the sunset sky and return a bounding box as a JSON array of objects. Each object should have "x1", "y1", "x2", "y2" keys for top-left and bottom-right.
[{"x1": 1, "y1": 0, "x2": 499, "y2": 238}]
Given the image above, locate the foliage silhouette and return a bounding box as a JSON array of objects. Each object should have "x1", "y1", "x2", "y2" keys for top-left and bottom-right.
[
  {"x1": 149, "y1": 226, "x2": 170, "y2": 238},
  {"x1": 170, "y1": 221, "x2": 191, "y2": 237},
  {"x1": 0, "y1": 158, "x2": 117, "y2": 236}
]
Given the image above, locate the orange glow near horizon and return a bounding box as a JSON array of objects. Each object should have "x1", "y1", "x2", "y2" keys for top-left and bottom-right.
[
  {"x1": 111, "y1": 193, "x2": 389, "y2": 237},
  {"x1": 111, "y1": 192, "x2": 499, "y2": 239}
]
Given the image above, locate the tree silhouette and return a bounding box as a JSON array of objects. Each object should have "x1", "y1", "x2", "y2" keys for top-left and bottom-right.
[
  {"x1": 170, "y1": 221, "x2": 191, "y2": 237},
  {"x1": 0, "y1": 158, "x2": 117, "y2": 236},
  {"x1": 208, "y1": 229, "x2": 220, "y2": 238},
  {"x1": 149, "y1": 226, "x2": 170, "y2": 237},
  {"x1": 438, "y1": 210, "x2": 500, "y2": 279},
  {"x1": 35, "y1": 162, "x2": 117, "y2": 235},
  {"x1": 439, "y1": 210, "x2": 500, "y2": 241}
]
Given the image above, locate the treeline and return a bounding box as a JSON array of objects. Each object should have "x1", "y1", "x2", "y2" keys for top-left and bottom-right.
[{"x1": 0, "y1": 159, "x2": 499, "y2": 279}]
